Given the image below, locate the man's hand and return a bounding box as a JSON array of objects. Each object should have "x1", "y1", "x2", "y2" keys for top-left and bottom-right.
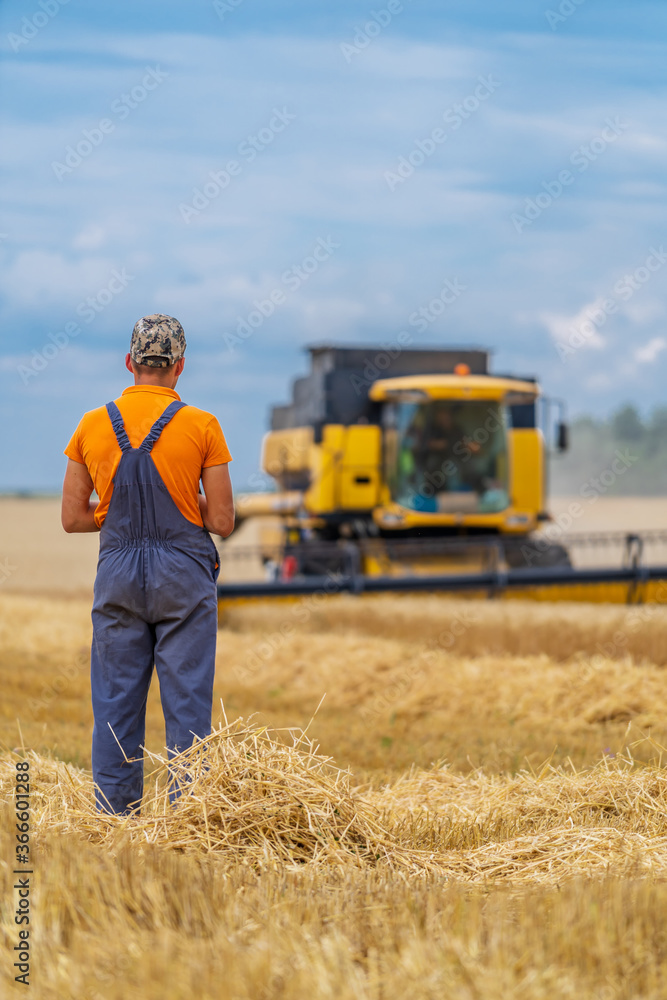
[
  {"x1": 61, "y1": 459, "x2": 100, "y2": 532},
  {"x1": 200, "y1": 464, "x2": 235, "y2": 537}
]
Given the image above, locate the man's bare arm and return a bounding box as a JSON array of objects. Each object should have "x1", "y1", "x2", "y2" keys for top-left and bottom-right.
[
  {"x1": 61, "y1": 459, "x2": 100, "y2": 533},
  {"x1": 200, "y1": 464, "x2": 235, "y2": 537}
]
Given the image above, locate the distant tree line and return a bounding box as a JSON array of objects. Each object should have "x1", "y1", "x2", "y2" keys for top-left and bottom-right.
[{"x1": 551, "y1": 404, "x2": 667, "y2": 496}]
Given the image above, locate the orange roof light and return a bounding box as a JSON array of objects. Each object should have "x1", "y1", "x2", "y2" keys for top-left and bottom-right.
[{"x1": 454, "y1": 363, "x2": 471, "y2": 376}]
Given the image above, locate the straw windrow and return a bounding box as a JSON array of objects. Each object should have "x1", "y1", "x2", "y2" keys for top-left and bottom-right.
[
  {"x1": 0, "y1": 720, "x2": 441, "y2": 873},
  {"x1": 3, "y1": 723, "x2": 667, "y2": 883}
]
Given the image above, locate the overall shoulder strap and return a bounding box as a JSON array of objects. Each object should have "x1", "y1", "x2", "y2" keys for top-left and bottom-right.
[
  {"x1": 140, "y1": 400, "x2": 188, "y2": 453},
  {"x1": 105, "y1": 402, "x2": 132, "y2": 452}
]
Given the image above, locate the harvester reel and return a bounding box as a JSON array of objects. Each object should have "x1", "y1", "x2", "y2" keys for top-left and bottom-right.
[{"x1": 504, "y1": 538, "x2": 572, "y2": 570}]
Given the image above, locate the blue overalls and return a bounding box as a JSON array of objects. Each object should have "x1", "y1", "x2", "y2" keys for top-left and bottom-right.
[{"x1": 91, "y1": 400, "x2": 220, "y2": 814}]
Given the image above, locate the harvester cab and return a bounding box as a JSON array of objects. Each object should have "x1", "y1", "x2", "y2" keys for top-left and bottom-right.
[{"x1": 233, "y1": 344, "x2": 571, "y2": 580}]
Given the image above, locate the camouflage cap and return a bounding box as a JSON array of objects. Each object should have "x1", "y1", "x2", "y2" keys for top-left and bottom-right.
[{"x1": 130, "y1": 314, "x2": 187, "y2": 368}]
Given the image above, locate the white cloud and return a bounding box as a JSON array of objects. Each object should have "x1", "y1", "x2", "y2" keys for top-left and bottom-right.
[
  {"x1": 585, "y1": 372, "x2": 613, "y2": 392},
  {"x1": 0, "y1": 251, "x2": 117, "y2": 307},
  {"x1": 624, "y1": 299, "x2": 664, "y2": 325},
  {"x1": 539, "y1": 298, "x2": 608, "y2": 351},
  {"x1": 355, "y1": 41, "x2": 482, "y2": 80},
  {"x1": 635, "y1": 336, "x2": 667, "y2": 363},
  {"x1": 73, "y1": 225, "x2": 107, "y2": 250},
  {"x1": 298, "y1": 296, "x2": 366, "y2": 337}
]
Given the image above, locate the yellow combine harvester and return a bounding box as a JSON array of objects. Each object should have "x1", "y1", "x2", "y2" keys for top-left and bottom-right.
[{"x1": 220, "y1": 345, "x2": 667, "y2": 606}]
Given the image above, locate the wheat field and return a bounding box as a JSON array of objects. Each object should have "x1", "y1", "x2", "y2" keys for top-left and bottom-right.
[
  {"x1": 2, "y1": 581, "x2": 667, "y2": 998},
  {"x1": 2, "y1": 497, "x2": 667, "y2": 998}
]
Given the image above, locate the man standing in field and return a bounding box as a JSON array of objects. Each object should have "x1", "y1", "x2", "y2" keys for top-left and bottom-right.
[{"x1": 61, "y1": 315, "x2": 234, "y2": 814}]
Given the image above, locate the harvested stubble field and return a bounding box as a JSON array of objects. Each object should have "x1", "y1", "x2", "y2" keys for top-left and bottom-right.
[{"x1": 3, "y1": 587, "x2": 667, "y2": 998}]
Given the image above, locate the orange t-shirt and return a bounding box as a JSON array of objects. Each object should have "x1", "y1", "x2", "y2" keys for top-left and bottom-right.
[{"x1": 64, "y1": 385, "x2": 232, "y2": 529}]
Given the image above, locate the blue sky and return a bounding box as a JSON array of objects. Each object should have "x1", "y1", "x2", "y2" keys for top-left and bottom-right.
[{"x1": 1, "y1": 0, "x2": 667, "y2": 490}]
